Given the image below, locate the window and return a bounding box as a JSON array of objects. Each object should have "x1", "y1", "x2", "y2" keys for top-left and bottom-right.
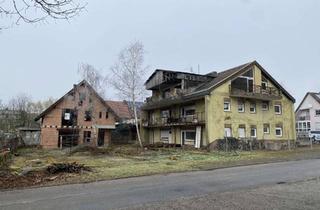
[
  {"x1": 84, "y1": 110, "x2": 92, "y2": 121},
  {"x1": 274, "y1": 104, "x2": 282, "y2": 114},
  {"x1": 185, "y1": 131, "x2": 196, "y2": 141},
  {"x1": 99, "y1": 112, "x2": 102, "y2": 119},
  {"x1": 61, "y1": 109, "x2": 77, "y2": 126},
  {"x1": 238, "y1": 125, "x2": 246, "y2": 138},
  {"x1": 263, "y1": 124, "x2": 270, "y2": 134},
  {"x1": 250, "y1": 126, "x2": 257, "y2": 138},
  {"x1": 224, "y1": 99, "x2": 231, "y2": 112},
  {"x1": 181, "y1": 106, "x2": 195, "y2": 116},
  {"x1": 64, "y1": 112, "x2": 71, "y2": 120},
  {"x1": 181, "y1": 130, "x2": 196, "y2": 145},
  {"x1": 83, "y1": 131, "x2": 91, "y2": 143},
  {"x1": 238, "y1": 100, "x2": 245, "y2": 113},
  {"x1": 275, "y1": 126, "x2": 283, "y2": 137},
  {"x1": 316, "y1": 110, "x2": 320, "y2": 116},
  {"x1": 262, "y1": 101, "x2": 269, "y2": 111},
  {"x1": 261, "y1": 76, "x2": 268, "y2": 90},
  {"x1": 250, "y1": 103, "x2": 256, "y2": 113},
  {"x1": 297, "y1": 121, "x2": 311, "y2": 132},
  {"x1": 224, "y1": 125, "x2": 232, "y2": 137},
  {"x1": 106, "y1": 111, "x2": 109, "y2": 119}
]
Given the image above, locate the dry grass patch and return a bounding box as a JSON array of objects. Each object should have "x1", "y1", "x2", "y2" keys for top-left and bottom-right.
[{"x1": 2, "y1": 145, "x2": 320, "y2": 190}]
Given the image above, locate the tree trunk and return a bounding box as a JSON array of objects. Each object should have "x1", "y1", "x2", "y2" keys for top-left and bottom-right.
[{"x1": 133, "y1": 98, "x2": 143, "y2": 148}]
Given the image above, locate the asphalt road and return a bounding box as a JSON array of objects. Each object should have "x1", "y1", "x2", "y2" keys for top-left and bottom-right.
[{"x1": 1, "y1": 159, "x2": 320, "y2": 210}]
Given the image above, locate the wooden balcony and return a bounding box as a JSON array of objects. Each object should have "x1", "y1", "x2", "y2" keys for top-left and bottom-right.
[
  {"x1": 229, "y1": 85, "x2": 282, "y2": 101},
  {"x1": 142, "y1": 112, "x2": 205, "y2": 128}
]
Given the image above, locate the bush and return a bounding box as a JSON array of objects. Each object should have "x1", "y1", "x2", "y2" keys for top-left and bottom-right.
[
  {"x1": 0, "y1": 151, "x2": 11, "y2": 169},
  {"x1": 216, "y1": 137, "x2": 240, "y2": 151}
]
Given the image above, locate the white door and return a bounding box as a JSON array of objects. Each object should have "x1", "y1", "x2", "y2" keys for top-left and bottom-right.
[
  {"x1": 238, "y1": 128, "x2": 245, "y2": 138},
  {"x1": 224, "y1": 128, "x2": 232, "y2": 137}
]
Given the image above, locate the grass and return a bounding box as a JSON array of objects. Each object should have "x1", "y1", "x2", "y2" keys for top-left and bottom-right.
[{"x1": 6, "y1": 144, "x2": 320, "y2": 188}]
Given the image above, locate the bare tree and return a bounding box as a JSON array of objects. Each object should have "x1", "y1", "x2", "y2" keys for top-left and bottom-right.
[
  {"x1": 0, "y1": 0, "x2": 86, "y2": 30},
  {"x1": 110, "y1": 41, "x2": 148, "y2": 148},
  {"x1": 78, "y1": 63, "x2": 107, "y2": 98}
]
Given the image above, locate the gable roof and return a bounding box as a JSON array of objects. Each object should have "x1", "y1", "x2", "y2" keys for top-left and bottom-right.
[
  {"x1": 142, "y1": 61, "x2": 295, "y2": 110},
  {"x1": 295, "y1": 92, "x2": 320, "y2": 112},
  {"x1": 185, "y1": 60, "x2": 295, "y2": 103},
  {"x1": 34, "y1": 80, "x2": 118, "y2": 121},
  {"x1": 105, "y1": 101, "x2": 133, "y2": 120}
]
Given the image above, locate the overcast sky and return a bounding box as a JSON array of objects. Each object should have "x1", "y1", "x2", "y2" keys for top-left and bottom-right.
[{"x1": 1, "y1": 0, "x2": 319, "y2": 105}]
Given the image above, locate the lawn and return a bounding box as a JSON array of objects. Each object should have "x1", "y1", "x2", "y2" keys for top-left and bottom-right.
[{"x1": 2, "y1": 144, "x2": 320, "y2": 190}]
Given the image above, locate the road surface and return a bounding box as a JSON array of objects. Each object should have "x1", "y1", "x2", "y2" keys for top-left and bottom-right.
[{"x1": 1, "y1": 159, "x2": 320, "y2": 210}]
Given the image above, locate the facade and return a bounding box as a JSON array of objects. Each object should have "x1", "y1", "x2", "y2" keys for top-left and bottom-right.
[
  {"x1": 141, "y1": 61, "x2": 296, "y2": 148},
  {"x1": 35, "y1": 80, "x2": 118, "y2": 149},
  {"x1": 295, "y1": 92, "x2": 320, "y2": 137}
]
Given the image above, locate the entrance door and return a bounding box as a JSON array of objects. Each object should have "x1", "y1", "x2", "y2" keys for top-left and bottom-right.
[{"x1": 98, "y1": 129, "x2": 105, "y2": 146}]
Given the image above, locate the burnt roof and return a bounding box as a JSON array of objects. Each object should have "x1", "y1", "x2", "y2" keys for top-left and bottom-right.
[
  {"x1": 34, "y1": 80, "x2": 118, "y2": 121},
  {"x1": 142, "y1": 60, "x2": 295, "y2": 110}
]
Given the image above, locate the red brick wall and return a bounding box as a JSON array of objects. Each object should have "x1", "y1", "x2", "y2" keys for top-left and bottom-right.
[{"x1": 40, "y1": 84, "x2": 116, "y2": 148}]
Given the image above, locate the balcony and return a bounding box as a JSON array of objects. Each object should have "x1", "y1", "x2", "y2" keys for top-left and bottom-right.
[
  {"x1": 229, "y1": 85, "x2": 282, "y2": 101},
  {"x1": 142, "y1": 112, "x2": 205, "y2": 128},
  {"x1": 296, "y1": 115, "x2": 311, "y2": 121}
]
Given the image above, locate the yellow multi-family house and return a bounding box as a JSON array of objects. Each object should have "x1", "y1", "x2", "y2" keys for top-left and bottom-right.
[{"x1": 141, "y1": 61, "x2": 296, "y2": 148}]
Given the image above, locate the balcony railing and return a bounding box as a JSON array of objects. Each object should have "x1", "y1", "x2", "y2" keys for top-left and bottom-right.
[
  {"x1": 229, "y1": 85, "x2": 282, "y2": 100},
  {"x1": 142, "y1": 112, "x2": 205, "y2": 127},
  {"x1": 145, "y1": 88, "x2": 195, "y2": 104},
  {"x1": 296, "y1": 115, "x2": 311, "y2": 121}
]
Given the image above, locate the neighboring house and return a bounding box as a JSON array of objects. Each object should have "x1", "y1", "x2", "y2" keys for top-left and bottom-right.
[
  {"x1": 35, "y1": 80, "x2": 118, "y2": 149},
  {"x1": 295, "y1": 92, "x2": 320, "y2": 137},
  {"x1": 105, "y1": 100, "x2": 142, "y2": 144},
  {"x1": 141, "y1": 61, "x2": 296, "y2": 148}
]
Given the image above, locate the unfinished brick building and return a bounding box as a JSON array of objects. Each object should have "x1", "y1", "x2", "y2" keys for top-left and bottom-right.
[{"x1": 35, "y1": 80, "x2": 118, "y2": 149}]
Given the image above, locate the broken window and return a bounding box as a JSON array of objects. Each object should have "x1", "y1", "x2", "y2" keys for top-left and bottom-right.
[
  {"x1": 231, "y1": 69, "x2": 254, "y2": 93},
  {"x1": 84, "y1": 110, "x2": 92, "y2": 121},
  {"x1": 261, "y1": 75, "x2": 268, "y2": 90},
  {"x1": 106, "y1": 111, "x2": 109, "y2": 119},
  {"x1": 262, "y1": 101, "x2": 269, "y2": 111},
  {"x1": 83, "y1": 131, "x2": 91, "y2": 143},
  {"x1": 99, "y1": 112, "x2": 102, "y2": 119},
  {"x1": 263, "y1": 123, "x2": 270, "y2": 134},
  {"x1": 61, "y1": 109, "x2": 77, "y2": 126}
]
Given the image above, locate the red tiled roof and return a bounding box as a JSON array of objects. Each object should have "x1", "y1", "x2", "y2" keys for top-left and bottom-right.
[{"x1": 105, "y1": 100, "x2": 133, "y2": 120}]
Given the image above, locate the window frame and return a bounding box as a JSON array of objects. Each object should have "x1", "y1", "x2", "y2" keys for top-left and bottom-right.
[
  {"x1": 250, "y1": 127, "x2": 257, "y2": 138},
  {"x1": 274, "y1": 104, "x2": 282, "y2": 115},
  {"x1": 224, "y1": 101, "x2": 231, "y2": 112},
  {"x1": 275, "y1": 126, "x2": 283, "y2": 137},
  {"x1": 238, "y1": 100, "x2": 245, "y2": 113},
  {"x1": 263, "y1": 124, "x2": 270, "y2": 134},
  {"x1": 261, "y1": 101, "x2": 269, "y2": 111},
  {"x1": 250, "y1": 102, "x2": 256, "y2": 113},
  {"x1": 315, "y1": 109, "x2": 320, "y2": 116}
]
